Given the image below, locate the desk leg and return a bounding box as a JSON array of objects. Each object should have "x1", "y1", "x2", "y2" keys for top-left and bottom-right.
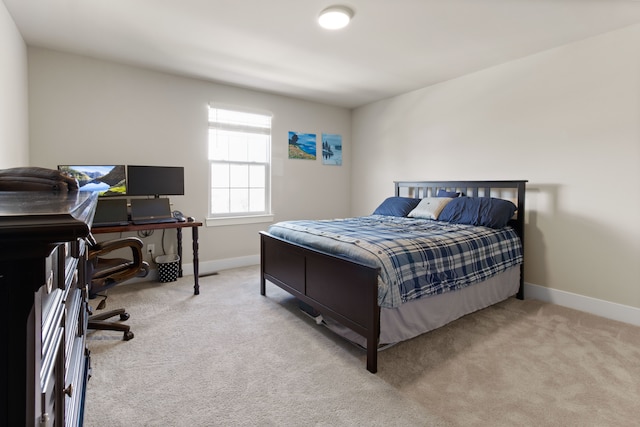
[
  {"x1": 192, "y1": 226, "x2": 200, "y2": 295},
  {"x1": 177, "y1": 228, "x2": 183, "y2": 278}
]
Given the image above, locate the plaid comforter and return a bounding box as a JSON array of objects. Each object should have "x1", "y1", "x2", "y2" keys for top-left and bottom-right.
[{"x1": 268, "y1": 215, "x2": 523, "y2": 309}]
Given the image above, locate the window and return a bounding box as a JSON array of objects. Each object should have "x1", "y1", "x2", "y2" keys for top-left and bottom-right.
[{"x1": 208, "y1": 106, "x2": 271, "y2": 219}]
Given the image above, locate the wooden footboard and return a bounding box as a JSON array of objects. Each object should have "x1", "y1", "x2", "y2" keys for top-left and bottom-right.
[{"x1": 260, "y1": 232, "x2": 381, "y2": 373}]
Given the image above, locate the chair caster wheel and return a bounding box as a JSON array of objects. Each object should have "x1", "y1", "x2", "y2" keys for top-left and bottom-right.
[
  {"x1": 123, "y1": 331, "x2": 134, "y2": 341},
  {"x1": 119, "y1": 313, "x2": 130, "y2": 321}
]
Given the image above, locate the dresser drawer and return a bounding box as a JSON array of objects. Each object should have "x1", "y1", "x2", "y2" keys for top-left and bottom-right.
[
  {"x1": 65, "y1": 335, "x2": 89, "y2": 425},
  {"x1": 64, "y1": 288, "x2": 82, "y2": 371},
  {"x1": 39, "y1": 325, "x2": 64, "y2": 427},
  {"x1": 63, "y1": 240, "x2": 81, "y2": 291},
  {"x1": 41, "y1": 245, "x2": 64, "y2": 349}
]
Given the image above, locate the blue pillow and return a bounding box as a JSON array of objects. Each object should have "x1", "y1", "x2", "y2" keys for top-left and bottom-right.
[
  {"x1": 373, "y1": 197, "x2": 421, "y2": 217},
  {"x1": 437, "y1": 189, "x2": 460, "y2": 198},
  {"x1": 438, "y1": 197, "x2": 517, "y2": 228}
]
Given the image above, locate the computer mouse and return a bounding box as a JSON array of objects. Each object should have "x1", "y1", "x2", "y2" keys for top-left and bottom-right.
[{"x1": 187, "y1": 216, "x2": 195, "y2": 222}]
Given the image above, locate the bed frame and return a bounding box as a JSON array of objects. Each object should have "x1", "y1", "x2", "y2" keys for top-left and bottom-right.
[{"x1": 260, "y1": 180, "x2": 527, "y2": 373}]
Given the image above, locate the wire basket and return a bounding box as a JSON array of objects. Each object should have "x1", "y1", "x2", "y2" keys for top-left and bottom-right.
[{"x1": 155, "y1": 254, "x2": 180, "y2": 283}]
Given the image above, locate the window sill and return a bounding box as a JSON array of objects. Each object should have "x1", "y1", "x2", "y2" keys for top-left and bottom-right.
[{"x1": 206, "y1": 214, "x2": 274, "y2": 227}]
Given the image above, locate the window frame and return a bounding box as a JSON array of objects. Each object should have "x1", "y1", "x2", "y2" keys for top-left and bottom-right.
[{"x1": 207, "y1": 105, "x2": 273, "y2": 226}]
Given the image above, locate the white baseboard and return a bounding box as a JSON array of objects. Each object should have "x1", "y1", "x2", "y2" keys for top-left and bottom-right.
[
  {"x1": 126, "y1": 259, "x2": 640, "y2": 328},
  {"x1": 525, "y1": 282, "x2": 640, "y2": 327},
  {"x1": 193, "y1": 255, "x2": 260, "y2": 276},
  {"x1": 124, "y1": 255, "x2": 260, "y2": 284}
]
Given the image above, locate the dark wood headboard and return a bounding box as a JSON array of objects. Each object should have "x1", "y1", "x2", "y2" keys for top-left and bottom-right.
[{"x1": 395, "y1": 180, "x2": 527, "y2": 298}]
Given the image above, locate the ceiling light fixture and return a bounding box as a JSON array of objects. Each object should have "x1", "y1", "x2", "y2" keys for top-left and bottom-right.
[{"x1": 318, "y1": 6, "x2": 354, "y2": 30}]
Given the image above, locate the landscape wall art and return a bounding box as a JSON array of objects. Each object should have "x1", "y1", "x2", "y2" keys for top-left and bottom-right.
[
  {"x1": 321, "y1": 133, "x2": 342, "y2": 166},
  {"x1": 288, "y1": 131, "x2": 316, "y2": 160}
]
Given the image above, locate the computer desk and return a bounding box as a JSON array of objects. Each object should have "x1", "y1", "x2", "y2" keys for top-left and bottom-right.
[{"x1": 92, "y1": 220, "x2": 203, "y2": 295}]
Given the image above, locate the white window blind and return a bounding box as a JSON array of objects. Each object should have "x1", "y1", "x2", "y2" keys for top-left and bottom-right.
[{"x1": 208, "y1": 106, "x2": 271, "y2": 217}]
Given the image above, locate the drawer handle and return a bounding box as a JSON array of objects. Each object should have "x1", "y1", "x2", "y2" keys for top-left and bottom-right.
[
  {"x1": 64, "y1": 383, "x2": 73, "y2": 397},
  {"x1": 45, "y1": 270, "x2": 54, "y2": 294},
  {"x1": 39, "y1": 413, "x2": 50, "y2": 427}
]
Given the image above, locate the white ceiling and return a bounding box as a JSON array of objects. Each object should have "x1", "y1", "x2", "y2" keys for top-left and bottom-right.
[{"x1": 5, "y1": 0, "x2": 640, "y2": 108}]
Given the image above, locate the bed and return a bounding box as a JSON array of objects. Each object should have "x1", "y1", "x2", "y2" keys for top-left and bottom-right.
[{"x1": 260, "y1": 180, "x2": 527, "y2": 373}]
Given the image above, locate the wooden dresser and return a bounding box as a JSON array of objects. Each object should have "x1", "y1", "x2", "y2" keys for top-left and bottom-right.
[{"x1": 0, "y1": 191, "x2": 97, "y2": 426}]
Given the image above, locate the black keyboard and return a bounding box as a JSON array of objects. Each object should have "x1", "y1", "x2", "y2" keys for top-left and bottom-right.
[
  {"x1": 92, "y1": 221, "x2": 130, "y2": 227},
  {"x1": 132, "y1": 217, "x2": 178, "y2": 225}
]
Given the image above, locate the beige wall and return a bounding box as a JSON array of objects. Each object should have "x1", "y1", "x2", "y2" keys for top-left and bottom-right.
[
  {"x1": 13, "y1": 9, "x2": 640, "y2": 315},
  {"x1": 28, "y1": 48, "x2": 352, "y2": 269},
  {"x1": 352, "y1": 24, "x2": 640, "y2": 310},
  {"x1": 0, "y1": 0, "x2": 29, "y2": 166}
]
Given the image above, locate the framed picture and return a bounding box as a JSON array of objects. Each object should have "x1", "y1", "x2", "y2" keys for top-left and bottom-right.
[
  {"x1": 288, "y1": 131, "x2": 316, "y2": 160},
  {"x1": 321, "y1": 133, "x2": 342, "y2": 166}
]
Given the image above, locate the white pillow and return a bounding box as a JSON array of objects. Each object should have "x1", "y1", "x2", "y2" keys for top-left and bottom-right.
[{"x1": 408, "y1": 197, "x2": 453, "y2": 220}]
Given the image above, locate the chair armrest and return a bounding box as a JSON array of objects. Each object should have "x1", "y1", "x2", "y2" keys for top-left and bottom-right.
[
  {"x1": 89, "y1": 237, "x2": 144, "y2": 265},
  {"x1": 88, "y1": 237, "x2": 147, "y2": 289}
]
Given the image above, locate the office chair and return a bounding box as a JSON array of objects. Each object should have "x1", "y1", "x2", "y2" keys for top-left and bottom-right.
[
  {"x1": 86, "y1": 235, "x2": 149, "y2": 341},
  {"x1": 0, "y1": 166, "x2": 148, "y2": 340}
]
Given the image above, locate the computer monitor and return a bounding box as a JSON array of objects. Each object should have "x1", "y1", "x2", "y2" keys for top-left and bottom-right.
[
  {"x1": 126, "y1": 165, "x2": 184, "y2": 197},
  {"x1": 57, "y1": 165, "x2": 126, "y2": 196}
]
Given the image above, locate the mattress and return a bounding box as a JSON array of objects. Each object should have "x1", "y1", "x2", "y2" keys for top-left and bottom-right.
[{"x1": 269, "y1": 215, "x2": 523, "y2": 309}]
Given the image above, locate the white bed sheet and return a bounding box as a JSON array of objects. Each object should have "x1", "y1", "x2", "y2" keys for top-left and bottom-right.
[{"x1": 320, "y1": 265, "x2": 521, "y2": 348}]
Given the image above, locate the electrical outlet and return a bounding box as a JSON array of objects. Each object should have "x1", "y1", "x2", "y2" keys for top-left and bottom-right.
[{"x1": 147, "y1": 244, "x2": 155, "y2": 257}]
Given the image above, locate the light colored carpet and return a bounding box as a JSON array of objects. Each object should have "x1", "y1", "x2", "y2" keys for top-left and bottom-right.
[{"x1": 84, "y1": 266, "x2": 640, "y2": 426}]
